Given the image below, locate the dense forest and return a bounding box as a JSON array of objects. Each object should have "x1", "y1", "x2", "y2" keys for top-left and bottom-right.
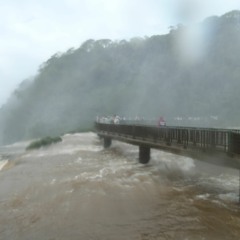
[{"x1": 0, "y1": 10, "x2": 240, "y2": 144}]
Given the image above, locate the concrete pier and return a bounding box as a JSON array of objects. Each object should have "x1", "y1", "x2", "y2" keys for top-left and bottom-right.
[
  {"x1": 104, "y1": 137, "x2": 112, "y2": 148},
  {"x1": 139, "y1": 145, "x2": 150, "y2": 164}
]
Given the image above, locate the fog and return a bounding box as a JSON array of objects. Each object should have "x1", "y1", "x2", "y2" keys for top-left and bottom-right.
[
  {"x1": 0, "y1": 8, "x2": 240, "y2": 144},
  {"x1": 1, "y1": 0, "x2": 240, "y2": 107}
]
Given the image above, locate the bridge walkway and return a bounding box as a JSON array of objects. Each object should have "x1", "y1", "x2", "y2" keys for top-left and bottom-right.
[{"x1": 95, "y1": 122, "x2": 240, "y2": 169}]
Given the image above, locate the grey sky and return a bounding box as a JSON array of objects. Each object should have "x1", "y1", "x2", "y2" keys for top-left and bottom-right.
[{"x1": 0, "y1": 0, "x2": 239, "y2": 107}]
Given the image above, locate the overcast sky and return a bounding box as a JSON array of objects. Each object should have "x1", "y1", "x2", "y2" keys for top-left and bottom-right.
[{"x1": 0, "y1": 0, "x2": 239, "y2": 107}]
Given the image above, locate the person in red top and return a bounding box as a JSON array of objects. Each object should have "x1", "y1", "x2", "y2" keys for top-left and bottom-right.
[{"x1": 158, "y1": 116, "x2": 166, "y2": 127}]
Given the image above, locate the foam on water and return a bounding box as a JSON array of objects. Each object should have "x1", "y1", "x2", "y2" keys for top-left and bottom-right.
[
  {"x1": 208, "y1": 174, "x2": 239, "y2": 189},
  {"x1": 0, "y1": 160, "x2": 8, "y2": 171},
  {"x1": 24, "y1": 138, "x2": 102, "y2": 158},
  {"x1": 25, "y1": 146, "x2": 101, "y2": 158},
  {"x1": 218, "y1": 192, "x2": 239, "y2": 202},
  {"x1": 136, "y1": 148, "x2": 196, "y2": 176},
  {"x1": 195, "y1": 193, "x2": 211, "y2": 201}
]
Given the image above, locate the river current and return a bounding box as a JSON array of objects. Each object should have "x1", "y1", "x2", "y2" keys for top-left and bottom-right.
[{"x1": 0, "y1": 132, "x2": 240, "y2": 240}]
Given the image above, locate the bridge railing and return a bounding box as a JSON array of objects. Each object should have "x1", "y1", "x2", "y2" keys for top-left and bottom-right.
[{"x1": 95, "y1": 122, "x2": 240, "y2": 154}]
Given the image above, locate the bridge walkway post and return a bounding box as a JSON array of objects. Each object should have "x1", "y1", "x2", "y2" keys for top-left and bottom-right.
[
  {"x1": 139, "y1": 145, "x2": 150, "y2": 164},
  {"x1": 103, "y1": 137, "x2": 112, "y2": 148}
]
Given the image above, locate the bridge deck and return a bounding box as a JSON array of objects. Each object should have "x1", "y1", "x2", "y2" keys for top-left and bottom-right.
[{"x1": 95, "y1": 122, "x2": 240, "y2": 169}]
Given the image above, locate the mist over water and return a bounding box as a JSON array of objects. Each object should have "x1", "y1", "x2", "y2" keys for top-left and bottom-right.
[{"x1": 0, "y1": 132, "x2": 240, "y2": 240}]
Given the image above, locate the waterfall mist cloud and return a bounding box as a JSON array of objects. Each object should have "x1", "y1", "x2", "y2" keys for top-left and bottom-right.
[{"x1": 0, "y1": 0, "x2": 239, "y2": 106}]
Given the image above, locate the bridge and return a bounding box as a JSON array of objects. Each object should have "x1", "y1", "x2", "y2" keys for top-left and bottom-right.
[{"x1": 95, "y1": 121, "x2": 240, "y2": 169}]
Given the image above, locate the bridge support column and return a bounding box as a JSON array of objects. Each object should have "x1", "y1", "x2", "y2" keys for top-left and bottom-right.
[
  {"x1": 103, "y1": 137, "x2": 112, "y2": 148},
  {"x1": 139, "y1": 145, "x2": 150, "y2": 164}
]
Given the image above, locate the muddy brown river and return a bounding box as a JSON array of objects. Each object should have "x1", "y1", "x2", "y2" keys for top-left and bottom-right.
[{"x1": 0, "y1": 132, "x2": 240, "y2": 240}]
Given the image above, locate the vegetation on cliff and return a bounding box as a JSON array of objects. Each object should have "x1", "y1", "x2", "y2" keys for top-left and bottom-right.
[{"x1": 26, "y1": 136, "x2": 62, "y2": 150}]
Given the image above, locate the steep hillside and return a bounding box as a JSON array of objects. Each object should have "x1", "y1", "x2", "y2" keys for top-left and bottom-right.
[{"x1": 1, "y1": 10, "x2": 240, "y2": 144}]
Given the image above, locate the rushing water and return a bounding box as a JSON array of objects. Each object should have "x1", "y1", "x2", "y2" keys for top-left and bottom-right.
[{"x1": 0, "y1": 132, "x2": 240, "y2": 240}]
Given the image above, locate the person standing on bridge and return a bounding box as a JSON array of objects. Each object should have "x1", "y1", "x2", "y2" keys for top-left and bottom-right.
[{"x1": 158, "y1": 116, "x2": 166, "y2": 127}]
